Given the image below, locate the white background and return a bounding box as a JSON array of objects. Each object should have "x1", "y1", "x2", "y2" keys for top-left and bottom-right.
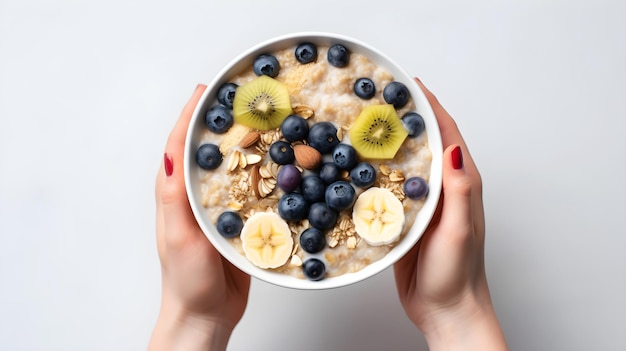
[{"x1": 1, "y1": 0, "x2": 625, "y2": 350}]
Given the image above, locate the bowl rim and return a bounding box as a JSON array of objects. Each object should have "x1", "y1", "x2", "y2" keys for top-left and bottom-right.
[{"x1": 184, "y1": 31, "x2": 443, "y2": 290}]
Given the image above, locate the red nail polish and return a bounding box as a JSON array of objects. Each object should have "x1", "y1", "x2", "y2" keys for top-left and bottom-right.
[
  {"x1": 451, "y1": 146, "x2": 463, "y2": 170},
  {"x1": 164, "y1": 153, "x2": 174, "y2": 177}
]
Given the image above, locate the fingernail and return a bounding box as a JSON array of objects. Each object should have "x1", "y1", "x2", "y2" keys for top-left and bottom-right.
[
  {"x1": 451, "y1": 146, "x2": 463, "y2": 170},
  {"x1": 164, "y1": 153, "x2": 174, "y2": 177},
  {"x1": 194, "y1": 83, "x2": 207, "y2": 94}
]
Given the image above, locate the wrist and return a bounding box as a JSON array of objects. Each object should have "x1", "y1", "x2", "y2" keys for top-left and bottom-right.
[
  {"x1": 148, "y1": 303, "x2": 234, "y2": 351},
  {"x1": 420, "y1": 294, "x2": 508, "y2": 351}
]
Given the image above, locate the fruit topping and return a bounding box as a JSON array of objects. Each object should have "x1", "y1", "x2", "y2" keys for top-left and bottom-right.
[
  {"x1": 307, "y1": 122, "x2": 340, "y2": 154},
  {"x1": 276, "y1": 164, "x2": 302, "y2": 193},
  {"x1": 205, "y1": 105, "x2": 234, "y2": 134},
  {"x1": 301, "y1": 175, "x2": 325, "y2": 203},
  {"x1": 281, "y1": 114, "x2": 309, "y2": 142},
  {"x1": 295, "y1": 42, "x2": 318, "y2": 64},
  {"x1": 352, "y1": 187, "x2": 405, "y2": 246},
  {"x1": 402, "y1": 112, "x2": 425, "y2": 138},
  {"x1": 319, "y1": 162, "x2": 340, "y2": 185},
  {"x1": 354, "y1": 77, "x2": 376, "y2": 99},
  {"x1": 216, "y1": 82, "x2": 238, "y2": 108},
  {"x1": 332, "y1": 143, "x2": 358, "y2": 171},
  {"x1": 196, "y1": 143, "x2": 223, "y2": 170},
  {"x1": 308, "y1": 202, "x2": 338, "y2": 230},
  {"x1": 253, "y1": 54, "x2": 280, "y2": 78},
  {"x1": 299, "y1": 227, "x2": 326, "y2": 254},
  {"x1": 325, "y1": 181, "x2": 356, "y2": 211},
  {"x1": 240, "y1": 212, "x2": 293, "y2": 269},
  {"x1": 216, "y1": 211, "x2": 244, "y2": 238},
  {"x1": 269, "y1": 141, "x2": 295, "y2": 165},
  {"x1": 278, "y1": 193, "x2": 309, "y2": 221},
  {"x1": 348, "y1": 104, "x2": 408, "y2": 159},
  {"x1": 303, "y1": 258, "x2": 326, "y2": 281},
  {"x1": 233, "y1": 75, "x2": 292, "y2": 130},
  {"x1": 404, "y1": 176, "x2": 429, "y2": 200},
  {"x1": 327, "y1": 44, "x2": 349, "y2": 67},
  {"x1": 350, "y1": 162, "x2": 376, "y2": 188},
  {"x1": 383, "y1": 81, "x2": 410, "y2": 109}
]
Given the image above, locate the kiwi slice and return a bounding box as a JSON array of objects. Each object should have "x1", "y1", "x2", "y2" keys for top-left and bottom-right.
[
  {"x1": 233, "y1": 75, "x2": 292, "y2": 130},
  {"x1": 349, "y1": 104, "x2": 408, "y2": 159}
]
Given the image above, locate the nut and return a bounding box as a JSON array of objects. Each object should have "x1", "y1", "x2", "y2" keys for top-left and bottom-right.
[
  {"x1": 239, "y1": 131, "x2": 260, "y2": 148},
  {"x1": 227, "y1": 150, "x2": 242, "y2": 172},
  {"x1": 251, "y1": 165, "x2": 261, "y2": 198},
  {"x1": 290, "y1": 255, "x2": 303, "y2": 267},
  {"x1": 293, "y1": 144, "x2": 322, "y2": 170},
  {"x1": 245, "y1": 154, "x2": 262, "y2": 165},
  {"x1": 238, "y1": 151, "x2": 248, "y2": 169}
]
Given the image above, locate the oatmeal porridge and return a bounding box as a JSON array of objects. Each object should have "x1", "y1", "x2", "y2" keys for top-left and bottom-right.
[{"x1": 194, "y1": 43, "x2": 432, "y2": 280}]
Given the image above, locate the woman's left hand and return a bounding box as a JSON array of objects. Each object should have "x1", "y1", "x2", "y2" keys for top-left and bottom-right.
[{"x1": 149, "y1": 84, "x2": 250, "y2": 351}]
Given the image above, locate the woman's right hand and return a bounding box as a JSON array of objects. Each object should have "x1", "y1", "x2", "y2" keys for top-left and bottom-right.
[{"x1": 393, "y1": 78, "x2": 507, "y2": 350}]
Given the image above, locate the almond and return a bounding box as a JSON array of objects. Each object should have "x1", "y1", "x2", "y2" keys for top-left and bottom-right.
[
  {"x1": 250, "y1": 165, "x2": 261, "y2": 199},
  {"x1": 293, "y1": 144, "x2": 322, "y2": 170},
  {"x1": 239, "y1": 131, "x2": 260, "y2": 148}
]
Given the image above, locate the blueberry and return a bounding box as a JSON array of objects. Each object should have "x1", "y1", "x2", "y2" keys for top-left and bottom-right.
[
  {"x1": 327, "y1": 44, "x2": 349, "y2": 67},
  {"x1": 350, "y1": 162, "x2": 376, "y2": 188},
  {"x1": 299, "y1": 227, "x2": 326, "y2": 254},
  {"x1": 383, "y1": 81, "x2": 410, "y2": 108},
  {"x1": 216, "y1": 211, "x2": 243, "y2": 238},
  {"x1": 277, "y1": 164, "x2": 302, "y2": 193},
  {"x1": 303, "y1": 258, "x2": 326, "y2": 281},
  {"x1": 269, "y1": 141, "x2": 295, "y2": 165},
  {"x1": 402, "y1": 112, "x2": 425, "y2": 138},
  {"x1": 301, "y1": 175, "x2": 325, "y2": 203},
  {"x1": 307, "y1": 122, "x2": 339, "y2": 154},
  {"x1": 308, "y1": 202, "x2": 338, "y2": 230},
  {"x1": 404, "y1": 176, "x2": 429, "y2": 200},
  {"x1": 325, "y1": 181, "x2": 356, "y2": 211},
  {"x1": 354, "y1": 77, "x2": 376, "y2": 99},
  {"x1": 278, "y1": 193, "x2": 309, "y2": 221},
  {"x1": 295, "y1": 42, "x2": 318, "y2": 64},
  {"x1": 205, "y1": 105, "x2": 233, "y2": 134},
  {"x1": 319, "y1": 162, "x2": 340, "y2": 185},
  {"x1": 332, "y1": 143, "x2": 358, "y2": 171},
  {"x1": 281, "y1": 114, "x2": 309, "y2": 142},
  {"x1": 195, "y1": 143, "x2": 222, "y2": 170},
  {"x1": 253, "y1": 54, "x2": 280, "y2": 77},
  {"x1": 216, "y1": 82, "x2": 238, "y2": 109}
]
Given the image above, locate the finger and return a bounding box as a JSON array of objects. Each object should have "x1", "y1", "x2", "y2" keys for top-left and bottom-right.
[
  {"x1": 414, "y1": 77, "x2": 484, "y2": 237},
  {"x1": 393, "y1": 145, "x2": 473, "y2": 297},
  {"x1": 438, "y1": 144, "x2": 473, "y2": 236},
  {"x1": 156, "y1": 84, "x2": 207, "y2": 198},
  {"x1": 156, "y1": 84, "x2": 207, "y2": 250}
]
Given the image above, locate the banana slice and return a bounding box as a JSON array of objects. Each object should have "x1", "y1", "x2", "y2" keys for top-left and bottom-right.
[
  {"x1": 240, "y1": 212, "x2": 293, "y2": 269},
  {"x1": 352, "y1": 187, "x2": 405, "y2": 246}
]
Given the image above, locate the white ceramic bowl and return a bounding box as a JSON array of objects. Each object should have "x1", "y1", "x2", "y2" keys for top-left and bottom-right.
[{"x1": 184, "y1": 32, "x2": 442, "y2": 290}]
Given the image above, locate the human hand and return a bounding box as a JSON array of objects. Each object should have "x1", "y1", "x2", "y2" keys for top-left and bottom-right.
[
  {"x1": 149, "y1": 84, "x2": 250, "y2": 351},
  {"x1": 393, "y1": 79, "x2": 507, "y2": 350}
]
